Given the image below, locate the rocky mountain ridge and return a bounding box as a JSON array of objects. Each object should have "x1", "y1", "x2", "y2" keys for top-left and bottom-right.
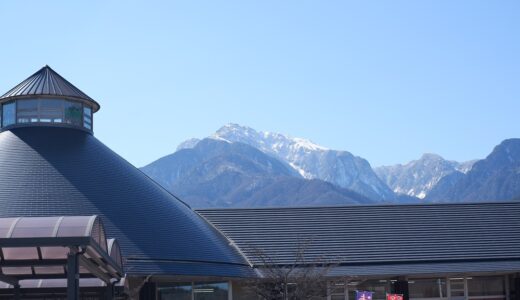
[
  {"x1": 142, "y1": 138, "x2": 374, "y2": 208},
  {"x1": 375, "y1": 153, "x2": 476, "y2": 199},
  {"x1": 426, "y1": 139, "x2": 520, "y2": 202},
  {"x1": 179, "y1": 123, "x2": 395, "y2": 201},
  {"x1": 142, "y1": 123, "x2": 520, "y2": 207}
]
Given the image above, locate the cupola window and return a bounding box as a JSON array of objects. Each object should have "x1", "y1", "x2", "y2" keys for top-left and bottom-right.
[
  {"x1": 2, "y1": 102, "x2": 15, "y2": 127},
  {"x1": 0, "y1": 65, "x2": 100, "y2": 133},
  {"x1": 40, "y1": 99, "x2": 64, "y2": 123},
  {"x1": 0, "y1": 98, "x2": 94, "y2": 131},
  {"x1": 63, "y1": 101, "x2": 82, "y2": 126},
  {"x1": 83, "y1": 106, "x2": 92, "y2": 130}
]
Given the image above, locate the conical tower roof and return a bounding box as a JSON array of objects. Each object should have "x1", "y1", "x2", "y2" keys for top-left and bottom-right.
[
  {"x1": 0, "y1": 67, "x2": 253, "y2": 278},
  {"x1": 0, "y1": 65, "x2": 100, "y2": 112},
  {"x1": 0, "y1": 125, "x2": 253, "y2": 278}
]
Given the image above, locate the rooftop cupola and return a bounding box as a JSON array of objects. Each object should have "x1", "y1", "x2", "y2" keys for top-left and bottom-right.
[{"x1": 0, "y1": 65, "x2": 99, "y2": 133}]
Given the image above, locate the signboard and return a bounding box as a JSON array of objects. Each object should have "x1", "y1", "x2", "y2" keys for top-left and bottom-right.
[
  {"x1": 387, "y1": 294, "x2": 404, "y2": 300},
  {"x1": 356, "y1": 291, "x2": 373, "y2": 300}
]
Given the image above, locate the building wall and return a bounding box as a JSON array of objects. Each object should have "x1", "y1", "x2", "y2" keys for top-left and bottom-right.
[{"x1": 149, "y1": 274, "x2": 517, "y2": 300}]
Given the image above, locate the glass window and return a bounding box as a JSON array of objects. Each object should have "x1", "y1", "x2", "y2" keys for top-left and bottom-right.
[
  {"x1": 158, "y1": 282, "x2": 229, "y2": 300},
  {"x1": 64, "y1": 101, "x2": 82, "y2": 126},
  {"x1": 2, "y1": 102, "x2": 15, "y2": 127},
  {"x1": 16, "y1": 99, "x2": 38, "y2": 123},
  {"x1": 158, "y1": 283, "x2": 192, "y2": 300},
  {"x1": 409, "y1": 278, "x2": 447, "y2": 299},
  {"x1": 194, "y1": 282, "x2": 229, "y2": 300},
  {"x1": 449, "y1": 278, "x2": 465, "y2": 299},
  {"x1": 468, "y1": 276, "x2": 505, "y2": 297},
  {"x1": 1, "y1": 98, "x2": 93, "y2": 129},
  {"x1": 330, "y1": 281, "x2": 346, "y2": 299},
  {"x1": 232, "y1": 282, "x2": 257, "y2": 300},
  {"x1": 40, "y1": 99, "x2": 64, "y2": 123},
  {"x1": 83, "y1": 106, "x2": 92, "y2": 130}
]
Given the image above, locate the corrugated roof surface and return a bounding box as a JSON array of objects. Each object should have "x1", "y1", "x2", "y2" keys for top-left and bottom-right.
[
  {"x1": 197, "y1": 203, "x2": 520, "y2": 276},
  {"x1": 0, "y1": 66, "x2": 100, "y2": 111},
  {"x1": 0, "y1": 127, "x2": 253, "y2": 278}
]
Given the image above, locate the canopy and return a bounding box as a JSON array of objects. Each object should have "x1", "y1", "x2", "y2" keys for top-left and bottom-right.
[{"x1": 0, "y1": 215, "x2": 123, "y2": 299}]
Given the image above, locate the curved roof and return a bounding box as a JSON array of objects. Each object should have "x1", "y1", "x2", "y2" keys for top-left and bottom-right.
[
  {"x1": 107, "y1": 238, "x2": 123, "y2": 271},
  {"x1": 0, "y1": 126, "x2": 252, "y2": 278},
  {"x1": 0, "y1": 66, "x2": 100, "y2": 112},
  {"x1": 0, "y1": 215, "x2": 123, "y2": 283}
]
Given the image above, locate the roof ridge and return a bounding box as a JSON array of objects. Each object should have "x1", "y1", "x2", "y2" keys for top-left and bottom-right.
[{"x1": 195, "y1": 200, "x2": 520, "y2": 212}]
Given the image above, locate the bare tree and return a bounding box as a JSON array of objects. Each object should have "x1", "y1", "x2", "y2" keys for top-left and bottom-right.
[
  {"x1": 245, "y1": 239, "x2": 338, "y2": 300},
  {"x1": 122, "y1": 270, "x2": 154, "y2": 299}
]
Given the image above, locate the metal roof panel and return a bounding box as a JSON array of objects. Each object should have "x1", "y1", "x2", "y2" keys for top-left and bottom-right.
[
  {"x1": 0, "y1": 66, "x2": 100, "y2": 111},
  {"x1": 197, "y1": 203, "x2": 520, "y2": 275}
]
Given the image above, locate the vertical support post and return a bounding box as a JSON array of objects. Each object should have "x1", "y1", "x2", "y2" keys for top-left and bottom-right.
[
  {"x1": 447, "y1": 277, "x2": 452, "y2": 300},
  {"x1": 13, "y1": 284, "x2": 20, "y2": 300},
  {"x1": 438, "y1": 278, "x2": 443, "y2": 298},
  {"x1": 464, "y1": 277, "x2": 468, "y2": 300},
  {"x1": 67, "y1": 247, "x2": 80, "y2": 300},
  {"x1": 345, "y1": 278, "x2": 349, "y2": 300},
  {"x1": 228, "y1": 281, "x2": 233, "y2": 300},
  {"x1": 104, "y1": 282, "x2": 114, "y2": 300}
]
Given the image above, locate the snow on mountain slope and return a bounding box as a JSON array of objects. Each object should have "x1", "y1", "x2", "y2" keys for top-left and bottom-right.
[
  {"x1": 375, "y1": 154, "x2": 476, "y2": 199},
  {"x1": 141, "y1": 138, "x2": 371, "y2": 208},
  {"x1": 179, "y1": 123, "x2": 395, "y2": 201},
  {"x1": 427, "y1": 139, "x2": 520, "y2": 202}
]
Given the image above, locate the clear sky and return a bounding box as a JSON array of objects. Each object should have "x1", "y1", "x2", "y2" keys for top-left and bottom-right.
[{"x1": 0, "y1": 1, "x2": 518, "y2": 167}]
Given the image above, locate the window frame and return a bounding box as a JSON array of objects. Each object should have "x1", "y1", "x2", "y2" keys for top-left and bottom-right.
[{"x1": 0, "y1": 98, "x2": 93, "y2": 132}]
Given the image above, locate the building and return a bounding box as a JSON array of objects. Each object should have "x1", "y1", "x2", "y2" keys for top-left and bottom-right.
[
  {"x1": 0, "y1": 66, "x2": 253, "y2": 299},
  {"x1": 198, "y1": 203, "x2": 520, "y2": 300},
  {"x1": 0, "y1": 66, "x2": 518, "y2": 300}
]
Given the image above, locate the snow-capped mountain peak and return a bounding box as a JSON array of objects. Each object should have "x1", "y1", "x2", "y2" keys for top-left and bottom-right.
[
  {"x1": 212, "y1": 123, "x2": 328, "y2": 153},
  {"x1": 375, "y1": 154, "x2": 477, "y2": 199},
  {"x1": 178, "y1": 123, "x2": 394, "y2": 201}
]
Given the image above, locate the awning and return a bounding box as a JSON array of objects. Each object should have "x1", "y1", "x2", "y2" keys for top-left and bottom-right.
[{"x1": 0, "y1": 216, "x2": 123, "y2": 299}]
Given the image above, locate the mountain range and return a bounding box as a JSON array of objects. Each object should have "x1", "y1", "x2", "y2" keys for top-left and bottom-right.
[
  {"x1": 141, "y1": 124, "x2": 520, "y2": 208},
  {"x1": 375, "y1": 154, "x2": 476, "y2": 199},
  {"x1": 142, "y1": 137, "x2": 374, "y2": 208},
  {"x1": 426, "y1": 139, "x2": 520, "y2": 202}
]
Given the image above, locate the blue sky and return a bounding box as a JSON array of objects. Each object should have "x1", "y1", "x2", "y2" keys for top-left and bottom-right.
[{"x1": 0, "y1": 1, "x2": 518, "y2": 167}]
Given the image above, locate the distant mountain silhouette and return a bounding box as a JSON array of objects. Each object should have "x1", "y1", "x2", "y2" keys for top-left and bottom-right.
[
  {"x1": 427, "y1": 139, "x2": 520, "y2": 202},
  {"x1": 177, "y1": 123, "x2": 395, "y2": 201},
  {"x1": 142, "y1": 138, "x2": 372, "y2": 208},
  {"x1": 143, "y1": 123, "x2": 520, "y2": 207},
  {"x1": 375, "y1": 154, "x2": 475, "y2": 199}
]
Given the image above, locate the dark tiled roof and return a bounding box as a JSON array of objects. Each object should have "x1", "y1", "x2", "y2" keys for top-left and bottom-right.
[
  {"x1": 0, "y1": 66, "x2": 100, "y2": 112},
  {"x1": 0, "y1": 127, "x2": 253, "y2": 278},
  {"x1": 197, "y1": 202, "x2": 520, "y2": 277}
]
